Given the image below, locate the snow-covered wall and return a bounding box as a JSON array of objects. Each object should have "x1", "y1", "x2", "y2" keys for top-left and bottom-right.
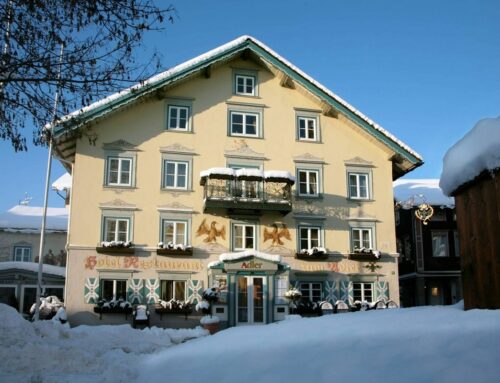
[{"x1": 440, "y1": 117, "x2": 500, "y2": 195}]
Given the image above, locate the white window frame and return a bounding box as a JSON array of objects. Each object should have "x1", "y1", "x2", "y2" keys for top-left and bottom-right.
[
  {"x1": 348, "y1": 172, "x2": 370, "y2": 199},
  {"x1": 162, "y1": 220, "x2": 188, "y2": 246},
  {"x1": 235, "y1": 74, "x2": 256, "y2": 96},
  {"x1": 13, "y1": 246, "x2": 32, "y2": 262},
  {"x1": 101, "y1": 279, "x2": 128, "y2": 301},
  {"x1": 106, "y1": 157, "x2": 132, "y2": 186},
  {"x1": 297, "y1": 116, "x2": 318, "y2": 141},
  {"x1": 160, "y1": 280, "x2": 187, "y2": 301},
  {"x1": 163, "y1": 160, "x2": 189, "y2": 190},
  {"x1": 431, "y1": 231, "x2": 449, "y2": 257},
  {"x1": 229, "y1": 111, "x2": 260, "y2": 137},
  {"x1": 297, "y1": 169, "x2": 320, "y2": 197},
  {"x1": 232, "y1": 223, "x2": 256, "y2": 251},
  {"x1": 103, "y1": 217, "x2": 130, "y2": 242},
  {"x1": 167, "y1": 105, "x2": 190, "y2": 131},
  {"x1": 353, "y1": 282, "x2": 373, "y2": 303},
  {"x1": 299, "y1": 282, "x2": 323, "y2": 302},
  {"x1": 351, "y1": 227, "x2": 373, "y2": 251},
  {"x1": 299, "y1": 226, "x2": 322, "y2": 250}
]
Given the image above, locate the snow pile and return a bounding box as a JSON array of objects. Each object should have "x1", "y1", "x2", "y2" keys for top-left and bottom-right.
[
  {"x1": 52, "y1": 173, "x2": 72, "y2": 191},
  {"x1": 0, "y1": 205, "x2": 68, "y2": 233},
  {"x1": 393, "y1": 179, "x2": 454, "y2": 207},
  {"x1": 138, "y1": 302, "x2": 500, "y2": 383},
  {"x1": 220, "y1": 250, "x2": 283, "y2": 264},
  {"x1": 0, "y1": 303, "x2": 207, "y2": 382},
  {"x1": 200, "y1": 315, "x2": 220, "y2": 325},
  {"x1": 0, "y1": 261, "x2": 65, "y2": 277},
  {"x1": 200, "y1": 167, "x2": 235, "y2": 178},
  {"x1": 264, "y1": 170, "x2": 295, "y2": 182},
  {"x1": 440, "y1": 117, "x2": 500, "y2": 195}
]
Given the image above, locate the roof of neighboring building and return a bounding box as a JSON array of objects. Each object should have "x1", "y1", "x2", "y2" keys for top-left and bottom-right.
[
  {"x1": 440, "y1": 116, "x2": 500, "y2": 196},
  {"x1": 0, "y1": 205, "x2": 68, "y2": 233},
  {"x1": 393, "y1": 179, "x2": 455, "y2": 208},
  {"x1": 51, "y1": 35, "x2": 423, "y2": 177},
  {"x1": 0, "y1": 261, "x2": 65, "y2": 277},
  {"x1": 51, "y1": 173, "x2": 72, "y2": 192}
]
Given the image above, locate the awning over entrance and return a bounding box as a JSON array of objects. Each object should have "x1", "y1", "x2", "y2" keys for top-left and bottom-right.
[{"x1": 208, "y1": 250, "x2": 290, "y2": 271}]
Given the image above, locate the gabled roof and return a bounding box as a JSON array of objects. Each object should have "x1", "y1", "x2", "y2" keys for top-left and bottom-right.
[{"x1": 53, "y1": 35, "x2": 423, "y2": 176}]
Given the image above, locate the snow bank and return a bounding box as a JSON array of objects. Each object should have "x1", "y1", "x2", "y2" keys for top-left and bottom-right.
[
  {"x1": 0, "y1": 303, "x2": 207, "y2": 382},
  {"x1": 138, "y1": 302, "x2": 500, "y2": 383},
  {"x1": 0, "y1": 261, "x2": 65, "y2": 277},
  {"x1": 393, "y1": 179, "x2": 454, "y2": 207},
  {"x1": 0, "y1": 205, "x2": 68, "y2": 232},
  {"x1": 440, "y1": 117, "x2": 500, "y2": 195}
]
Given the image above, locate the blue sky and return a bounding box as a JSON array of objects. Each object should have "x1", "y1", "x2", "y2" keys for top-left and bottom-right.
[{"x1": 0, "y1": 0, "x2": 498, "y2": 212}]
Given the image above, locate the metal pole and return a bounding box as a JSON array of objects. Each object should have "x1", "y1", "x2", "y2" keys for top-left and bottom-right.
[{"x1": 34, "y1": 44, "x2": 64, "y2": 321}]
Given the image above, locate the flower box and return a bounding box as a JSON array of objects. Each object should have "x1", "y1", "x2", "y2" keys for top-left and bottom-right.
[
  {"x1": 348, "y1": 250, "x2": 381, "y2": 261},
  {"x1": 295, "y1": 251, "x2": 328, "y2": 260},
  {"x1": 96, "y1": 246, "x2": 135, "y2": 255},
  {"x1": 156, "y1": 248, "x2": 193, "y2": 256}
]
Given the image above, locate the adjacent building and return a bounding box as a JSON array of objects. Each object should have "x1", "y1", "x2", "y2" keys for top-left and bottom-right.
[
  {"x1": 52, "y1": 36, "x2": 422, "y2": 327},
  {"x1": 394, "y1": 179, "x2": 461, "y2": 307}
]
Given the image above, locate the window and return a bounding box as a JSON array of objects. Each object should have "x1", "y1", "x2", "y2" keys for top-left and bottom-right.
[
  {"x1": 353, "y1": 282, "x2": 373, "y2": 303},
  {"x1": 101, "y1": 279, "x2": 127, "y2": 301},
  {"x1": 163, "y1": 160, "x2": 188, "y2": 189},
  {"x1": 432, "y1": 232, "x2": 449, "y2": 257},
  {"x1": 348, "y1": 172, "x2": 369, "y2": 199},
  {"x1": 275, "y1": 276, "x2": 289, "y2": 304},
  {"x1": 300, "y1": 282, "x2": 322, "y2": 302},
  {"x1": 235, "y1": 74, "x2": 256, "y2": 96},
  {"x1": 351, "y1": 228, "x2": 373, "y2": 250},
  {"x1": 233, "y1": 224, "x2": 256, "y2": 251},
  {"x1": 167, "y1": 105, "x2": 190, "y2": 131},
  {"x1": 299, "y1": 226, "x2": 321, "y2": 250},
  {"x1": 298, "y1": 169, "x2": 319, "y2": 196},
  {"x1": 106, "y1": 157, "x2": 132, "y2": 186},
  {"x1": 162, "y1": 220, "x2": 187, "y2": 245},
  {"x1": 230, "y1": 111, "x2": 259, "y2": 137},
  {"x1": 13, "y1": 246, "x2": 31, "y2": 262},
  {"x1": 103, "y1": 217, "x2": 129, "y2": 242},
  {"x1": 160, "y1": 280, "x2": 186, "y2": 301},
  {"x1": 297, "y1": 116, "x2": 318, "y2": 141}
]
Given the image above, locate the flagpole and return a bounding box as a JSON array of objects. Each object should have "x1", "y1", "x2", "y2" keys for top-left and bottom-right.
[{"x1": 34, "y1": 43, "x2": 64, "y2": 321}]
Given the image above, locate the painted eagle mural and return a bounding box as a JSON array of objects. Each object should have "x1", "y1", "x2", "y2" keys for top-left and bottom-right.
[
  {"x1": 196, "y1": 219, "x2": 226, "y2": 243},
  {"x1": 263, "y1": 223, "x2": 291, "y2": 246}
]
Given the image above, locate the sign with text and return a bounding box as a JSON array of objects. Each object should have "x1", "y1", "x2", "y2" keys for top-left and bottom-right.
[{"x1": 84, "y1": 255, "x2": 204, "y2": 272}]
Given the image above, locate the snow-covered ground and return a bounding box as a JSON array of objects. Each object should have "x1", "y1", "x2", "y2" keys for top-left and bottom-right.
[{"x1": 1, "y1": 302, "x2": 499, "y2": 382}]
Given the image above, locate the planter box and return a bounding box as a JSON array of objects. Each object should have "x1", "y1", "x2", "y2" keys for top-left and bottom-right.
[
  {"x1": 154, "y1": 304, "x2": 193, "y2": 320},
  {"x1": 96, "y1": 246, "x2": 135, "y2": 255},
  {"x1": 348, "y1": 252, "x2": 379, "y2": 261},
  {"x1": 93, "y1": 305, "x2": 133, "y2": 320},
  {"x1": 156, "y1": 248, "x2": 193, "y2": 256},
  {"x1": 295, "y1": 252, "x2": 328, "y2": 260}
]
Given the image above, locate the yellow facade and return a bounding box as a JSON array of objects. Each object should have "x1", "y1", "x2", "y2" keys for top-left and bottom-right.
[{"x1": 57, "y1": 37, "x2": 421, "y2": 327}]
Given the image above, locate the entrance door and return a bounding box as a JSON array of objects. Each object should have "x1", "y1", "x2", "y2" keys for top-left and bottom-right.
[{"x1": 237, "y1": 276, "x2": 265, "y2": 325}]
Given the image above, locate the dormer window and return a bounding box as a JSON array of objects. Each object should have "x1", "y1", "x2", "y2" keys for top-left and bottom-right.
[{"x1": 233, "y1": 69, "x2": 258, "y2": 97}]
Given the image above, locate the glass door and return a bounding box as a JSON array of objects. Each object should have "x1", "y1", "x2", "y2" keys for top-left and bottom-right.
[{"x1": 237, "y1": 276, "x2": 265, "y2": 325}]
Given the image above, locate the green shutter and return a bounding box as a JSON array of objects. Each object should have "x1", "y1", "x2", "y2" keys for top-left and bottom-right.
[
  {"x1": 340, "y1": 280, "x2": 353, "y2": 305},
  {"x1": 187, "y1": 280, "x2": 204, "y2": 304},
  {"x1": 145, "y1": 279, "x2": 160, "y2": 303},
  {"x1": 127, "y1": 279, "x2": 144, "y2": 304},
  {"x1": 375, "y1": 281, "x2": 389, "y2": 301},
  {"x1": 323, "y1": 280, "x2": 338, "y2": 304},
  {"x1": 84, "y1": 277, "x2": 100, "y2": 304}
]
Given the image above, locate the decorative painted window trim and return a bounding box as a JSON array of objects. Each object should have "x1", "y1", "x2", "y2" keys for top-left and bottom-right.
[
  {"x1": 233, "y1": 68, "x2": 259, "y2": 97},
  {"x1": 164, "y1": 97, "x2": 194, "y2": 133},
  {"x1": 431, "y1": 231, "x2": 450, "y2": 257},
  {"x1": 161, "y1": 152, "x2": 193, "y2": 191},
  {"x1": 100, "y1": 211, "x2": 134, "y2": 243},
  {"x1": 297, "y1": 225, "x2": 323, "y2": 251},
  {"x1": 231, "y1": 221, "x2": 258, "y2": 251},
  {"x1": 159, "y1": 279, "x2": 187, "y2": 301},
  {"x1": 295, "y1": 109, "x2": 321, "y2": 142},
  {"x1": 13, "y1": 245, "x2": 32, "y2": 262},
  {"x1": 227, "y1": 104, "x2": 263, "y2": 139},
  {"x1": 347, "y1": 171, "x2": 370, "y2": 200},
  {"x1": 160, "y1": 217, "x2": 191, "y2": 247},
  {"x1": 296, "y1": 165, "x2": 323, "y2": 198},
  {"x1": 345, "y1": 163, "x2": 373, "y2": 201},
  {"x1": 228, "y1": 110, "x2": 260, "y2": 138},
  {"x1": 350, "y1": 226, "x2": 375, "y2": 252},
  {"x1": 105, "y1": 155, "x2": 134, "y2": 187}
]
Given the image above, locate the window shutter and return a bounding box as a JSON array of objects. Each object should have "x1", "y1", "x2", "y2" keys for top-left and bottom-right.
[
  {"x1": 145, "y1": 279, "x2": 160, "y2": 303},
  {"x1": 323, "y1": 280, "x2": 338, "y2": 304},
  {"x1": 375, "y1": 281, "x2": 389, "y2": 301},
  {"x1": 127, "y1": 279, "x2": 144, "y2": 304},
  {"x1": 84, "y1": 278, "x2": 100, "y2": 304},
  {"x1": 340, "y1": 280, "x2": 354, "y2": 305},
  {"x1": 187, "y1": 280, "x2": 204, "y2": 304}
]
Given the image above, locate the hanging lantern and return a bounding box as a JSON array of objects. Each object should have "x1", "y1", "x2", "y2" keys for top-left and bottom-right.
[{"x1": 415, "y1": 203, "x2": 434, "y2": 225}]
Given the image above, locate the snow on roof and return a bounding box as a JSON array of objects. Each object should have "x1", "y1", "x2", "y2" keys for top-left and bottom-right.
[
  {"x1": 53, "y1": 35, "x2": 421, "y2": 165},
  {"x1": 51, "y1": 173, "x2": 72, "y2": 192},
  {"x1": 219, "y1": 250, "x2": 283, "y2": 264},
  {"x1": 0, "y1": 205, "x2": 68, "y2": 232},
  {"x1": 440, "y1": 117, "x2": 500, "y2": 195},
  {"x1": 0, "y1": 261, "x2": 65, "y2": 277},
  {"x1": 393, "y1": 179, "x2": 454, "y2": 207}
]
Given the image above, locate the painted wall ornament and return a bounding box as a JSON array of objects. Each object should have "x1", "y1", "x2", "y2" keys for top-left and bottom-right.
[
  {"x1": 196, "y1": 219, "x2": 226, "y2": 243},
  {"x1": 263, "y1": 223, "x2": 291, "y2": 246}
]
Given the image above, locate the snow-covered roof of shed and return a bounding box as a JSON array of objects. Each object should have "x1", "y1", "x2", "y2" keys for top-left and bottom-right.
[
  {"x1": 393, "y1": 179, "x2": 454, "y2": 208},
  {"x1": 440, "y1": 117, "x2": 500, "y2": 196},
  {"x1": 52, "y1": 35, "x2": 422, "y2": 172},
  {"x1": 0, "y1": 206, "x2": 68, "y2": 233},
  {"x1": 0, "y1": 261, "x2": 65, "y2": 277},
  {"x1": 52, "y1": 173, "x2": 72, "y2": 192}
]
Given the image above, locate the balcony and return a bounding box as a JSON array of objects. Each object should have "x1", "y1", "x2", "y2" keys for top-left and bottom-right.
[{"x1": 200, "y1": 168, "x2": 295, "y2": 214}]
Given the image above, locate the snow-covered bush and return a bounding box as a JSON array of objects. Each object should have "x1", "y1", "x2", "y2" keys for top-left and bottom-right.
[
  {"x1": 300, "y1": 247, "x2": 327, "y2": 256},
  {"x1": 157, "y1": 241, "x2": 193, "y2": 251},
  {"x1": 100, "y1": 241, "x2": 133, "y2": 248},
  {"x1": 352, "y1": 247, "x2": 381, "y2": 258},
  {"x1": 29, "y1": 295, "x2": 64, "y2": 320}
]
